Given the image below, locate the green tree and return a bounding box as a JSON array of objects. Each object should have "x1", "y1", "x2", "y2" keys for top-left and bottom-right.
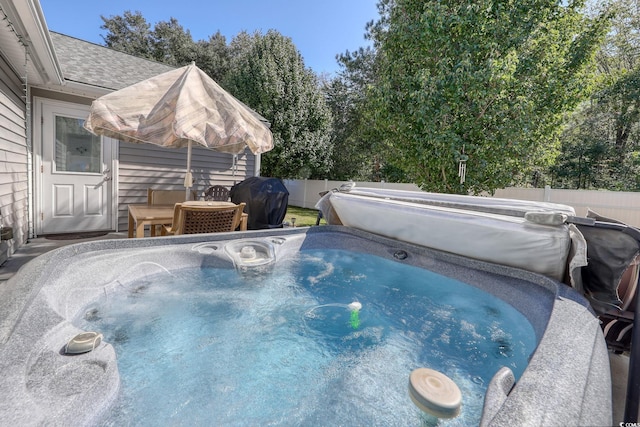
[
  {"x1": 323, "y1": 10, "x2": 411, "y2": 183},
  {"x1": 194, "y1": 32, "x2": 231, "y2": 82},
  {"x1": 101, "y1": 11, "x2": 154, "y2": 59},
  {"x1": 150, "y1": 18, "x2": 197, "y2": 65},
  {"x1": 550, "y1": 103, "x2": 612, "y2": 189},
  {"x1": 325, "y1": 47, "x2": 379, "y2": 181},
  {"x1": 551, "y1": 0, "x2": 640, "y2": 190},
  {"x1": 591, "y1": 0, "x2": 640, "y2": 189},
  {"x1": 368, "y1": 0, "x2": 610, "y2": 194},
  {"x1": 224, "y1": 30, "x2": 333, "y2": 179},
  {"x1": 101, "y1": 11, "x2": 229, "y2": 81},
  {"x1": 594, "y1": 69, "x2": 640, "y2": 189}
]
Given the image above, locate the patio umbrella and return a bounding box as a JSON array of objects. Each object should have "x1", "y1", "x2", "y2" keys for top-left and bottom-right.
[{"x1": 84, "y1": 62, "x2": 273, "y2": 199}]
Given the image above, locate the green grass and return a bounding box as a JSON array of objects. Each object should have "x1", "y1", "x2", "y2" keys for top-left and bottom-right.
[{"x1": 284, "y1": 205, "x2": 325, "y2": 227}]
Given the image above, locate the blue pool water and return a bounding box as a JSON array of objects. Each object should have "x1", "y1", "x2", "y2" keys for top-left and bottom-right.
[{"x1": 78, "y1": 249, "x2": 537, "y2": 426}]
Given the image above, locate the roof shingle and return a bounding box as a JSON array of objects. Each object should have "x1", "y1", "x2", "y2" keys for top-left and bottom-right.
[{"x1": 50, "y1": 32, "x2": 175, "y2": 91}]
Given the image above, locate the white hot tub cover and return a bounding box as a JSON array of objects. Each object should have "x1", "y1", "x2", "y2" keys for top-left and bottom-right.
[{"x1": 317, "y1": 187, "x2": 577, "y2": 281}]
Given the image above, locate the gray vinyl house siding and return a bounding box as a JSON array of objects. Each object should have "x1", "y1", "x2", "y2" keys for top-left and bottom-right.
[
  {"x1": 0, "y1": 55, "x2": 27, "y2": 263},
  {"x1": 116, "y1": 142, "x2": 255, "y2": 231}
]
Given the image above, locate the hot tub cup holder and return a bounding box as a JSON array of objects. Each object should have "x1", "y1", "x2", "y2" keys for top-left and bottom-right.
[{"x1": 64, "y1": 331, "x2": 103, "y2": 355}]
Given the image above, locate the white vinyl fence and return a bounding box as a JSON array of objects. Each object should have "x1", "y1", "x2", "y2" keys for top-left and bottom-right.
[{"x1": 283, "y1": 180, "x2": 640, "y2": 228}]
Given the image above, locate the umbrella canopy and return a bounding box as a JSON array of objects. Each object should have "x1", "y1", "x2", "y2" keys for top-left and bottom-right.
[{"x1": 84, "y1": 62, "x2": 273, "y2": 197}]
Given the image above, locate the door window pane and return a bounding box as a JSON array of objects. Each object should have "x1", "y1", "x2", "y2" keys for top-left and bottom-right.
[{"x1": 54, "y1": 116, "x2": 101, "y2": 173}]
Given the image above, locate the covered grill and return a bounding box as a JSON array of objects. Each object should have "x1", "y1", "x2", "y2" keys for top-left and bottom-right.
[{"x1": 230, "y1": 177, "x2": 289, "y2": 229}]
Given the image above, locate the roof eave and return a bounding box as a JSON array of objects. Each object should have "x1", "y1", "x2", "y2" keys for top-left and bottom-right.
[
  {"x1": 0, "y1": 0, "x2": 63, "y2": 85},
  {"x1": 34, "y1": 80, "x2": 111, "y2": 100}
]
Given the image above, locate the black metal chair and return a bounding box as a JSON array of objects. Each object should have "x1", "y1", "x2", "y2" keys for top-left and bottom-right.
[{"x1": 203, "y1": 185, "x2": 230, "y2": 201}]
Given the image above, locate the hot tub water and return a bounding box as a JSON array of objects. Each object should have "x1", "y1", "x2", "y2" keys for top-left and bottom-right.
[{"x1": 78, "y1": 248, "x2": 536, "y2": 426}]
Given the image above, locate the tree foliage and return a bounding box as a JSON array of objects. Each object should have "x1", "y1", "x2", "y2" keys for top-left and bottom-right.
[
  {"x1": 100, "y1": 11, "x2": 229, "y2": 82},
  {"x1": 551, "y1": 0, "x2": 640, "y2": 190},
  {"x1": 101, "y1": 11, "x2": 154, "y2": 59},
  {"x1": 367, "y1": 0, "x2": 610, "y2": 194},
  {"x1": 550, "y1": 102, "x2": 612, "y2": 189},
  {"x1": 193, "y1": 32, "x2": 231, "y2": 82},
  {"x1": 324, "y1": 16, "x2": 411, "y2": 183},
  {"x1": 324, "y1": 47, "x2": 383, "y2": 181},
  {"x1": 150, "y1": 18, "x2": 196, "y2": 65},
  {"x1": 223, "y1": 30, "x2": 333, "y2": 179}
]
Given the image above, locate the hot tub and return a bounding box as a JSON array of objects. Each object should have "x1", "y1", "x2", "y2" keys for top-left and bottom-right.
[{"x1": 0, "y1": 226, "x2": 611, "y2": 426}]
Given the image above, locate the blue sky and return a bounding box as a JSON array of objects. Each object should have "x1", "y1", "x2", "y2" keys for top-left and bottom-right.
[{"x1": 40, "y1": 0, "x2": 378, "y2": 76}]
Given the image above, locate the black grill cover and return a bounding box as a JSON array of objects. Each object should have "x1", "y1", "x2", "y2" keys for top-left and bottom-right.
[{"x1": 230, "y1": 177, "x2": 289, "y2": 229}]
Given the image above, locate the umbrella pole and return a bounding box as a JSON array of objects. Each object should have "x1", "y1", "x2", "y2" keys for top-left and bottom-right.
[{"x1": 185, "y1": 141, "x2": 193, "y2": 200}]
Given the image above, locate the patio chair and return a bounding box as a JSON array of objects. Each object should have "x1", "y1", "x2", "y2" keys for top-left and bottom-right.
[
  {"x1": 161, "y1": 202, "x2": 246, "y2": 235},
  {"x1": 203, "y1": 185, "x2": 230, "y2": 201},
  {"x1": 147, "y1": 188, "x2": 194, "y2": 235},
  {"x1": 147, "y1": 188, "x2": 197, "y2": 204}
]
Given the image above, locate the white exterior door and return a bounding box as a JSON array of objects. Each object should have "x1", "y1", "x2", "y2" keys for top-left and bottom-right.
[{"x1": 39, "y1": 100, "x2": 114, "y2": 233}]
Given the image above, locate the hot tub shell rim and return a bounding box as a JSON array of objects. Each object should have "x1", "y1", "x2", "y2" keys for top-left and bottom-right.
[{"x1": 0, "y1": 226, "x2": 611, "y2": 426}]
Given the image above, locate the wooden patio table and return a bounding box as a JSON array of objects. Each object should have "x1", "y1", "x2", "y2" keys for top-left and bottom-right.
[{"x1": 128, "y1": 202, "x2": 247, "y2": 238}]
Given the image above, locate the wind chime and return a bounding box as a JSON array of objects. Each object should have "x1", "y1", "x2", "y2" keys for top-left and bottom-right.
[{"x1": 458, "y1": 146, "x2": 469, "y2": 184}]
